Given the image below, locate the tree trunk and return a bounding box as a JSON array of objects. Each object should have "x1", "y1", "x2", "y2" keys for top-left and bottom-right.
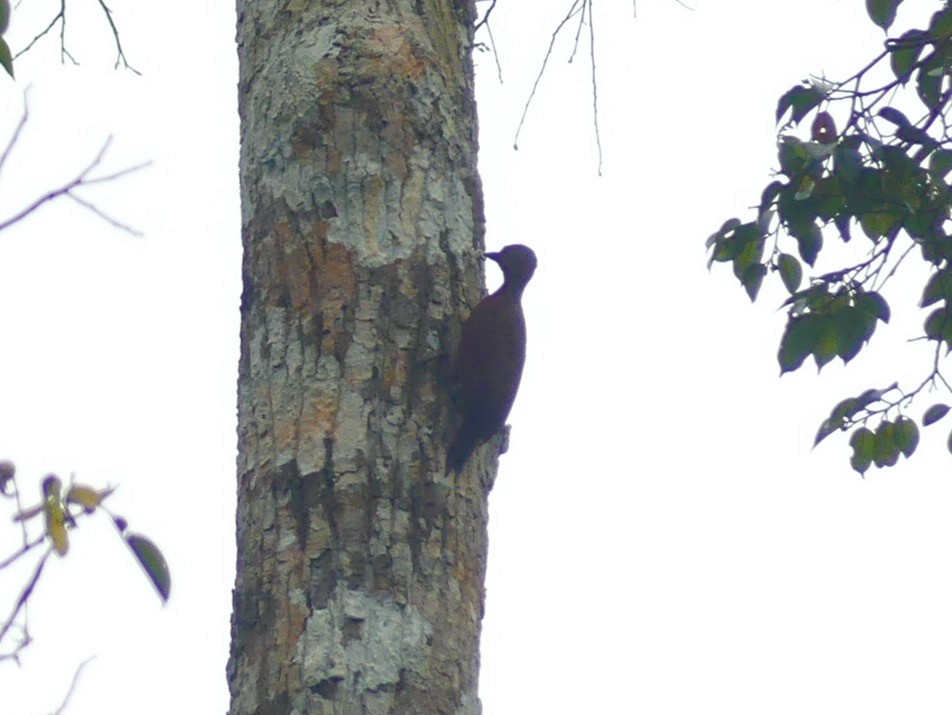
[{"x1": 228, "y1": 1, "x2": 493, "y2": 713}]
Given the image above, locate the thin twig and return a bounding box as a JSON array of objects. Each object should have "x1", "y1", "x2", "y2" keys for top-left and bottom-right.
[
  {"x1": 96, "y1": 0, "x2": 139, "y2": 74},
  {"x1": 0, "y1": 548, "x2": 51, "y2": 648},
  {"x1": 51, "y1": 657, "x2": 96, "y2": 715},
  {"x1": 0, "y1": 137, "x2": 150, "y2": 236},
  {"x1": 14, "y1": 2, "x2": 63, "y2": 60},
  {"x1": 0, "y1": 534, "x2": 46, "y2": 570},
  {"x1": 514, "y1": 0, "x2": 583, "y2": 150},
  {"x1": 486, "y1": 20, "x2": 503, "y2": 84},
  {"x1": 588, "y1": 0, "x2": 603, "y2": 175},
  {"x1": 474, "y1": 0, "x2": 497, "y2": 34},
  {"x1": 0, "y1": 90, "x2": 29, "y2": 182}
]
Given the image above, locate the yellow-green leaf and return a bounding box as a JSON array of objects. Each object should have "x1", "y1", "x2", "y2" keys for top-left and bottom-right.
[{"x1": 126, "y1": 533, "x2": 171, "y2": 603}]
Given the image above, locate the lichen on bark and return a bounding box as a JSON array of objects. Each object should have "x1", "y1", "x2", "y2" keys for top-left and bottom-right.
[{"x1": 229, "y1": 1, "x2": 494, "y2": 713}]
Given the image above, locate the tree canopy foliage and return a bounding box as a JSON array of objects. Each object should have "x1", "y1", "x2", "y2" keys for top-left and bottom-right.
[{"x1": 708, "y1": 1, "x2": 952, "y2": 475}]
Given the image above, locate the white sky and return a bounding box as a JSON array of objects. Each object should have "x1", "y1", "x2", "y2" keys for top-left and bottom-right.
[{"x1": 2, "y1": 1, "x2": 952, "y2": 713}]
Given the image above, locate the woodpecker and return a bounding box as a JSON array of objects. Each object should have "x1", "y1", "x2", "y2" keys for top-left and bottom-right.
[{"x1": 447, "y1": 244, "x2": 537, "y2": 474}]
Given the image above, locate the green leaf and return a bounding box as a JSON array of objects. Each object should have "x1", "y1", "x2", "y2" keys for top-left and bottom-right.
[
  {"x1": 920, "y1": 270, "x2": 952, "y2": 308},
  {"x1": 815, "y1": 416, "x2": 842, "y2": 447},
  {"x1": 778, "y1": 314, "x2": 820, "y2": 374},
  {"x1": 777, "y1": 253, "x2": 802, "y2": 294},
  {"x1": 859, "y1": 211, "x2": 902, "y2": 241},
  {"x1": 866, "y1": 0, "x2": 902, "y2": 30},
  {"x1": 873, "y1": 420, "x2": 899, "y2": 467},
  {"x1": 857, "y1": 291, "x2": 891, "y2": 324},
  {"x1": 832, "y1": 306, "x2": 869, "y2": 363},
  {"x1": 812, "y1": 315, "x2": 838, "y2": 371},
  {"x1": 126, "y1": 533, "x2": 171, "y2": 603},
  {"x1": 776, "y1": 85, "x2": 825, "y2": 126},
  {"x1": 924, "y1": 306, "x2": 952, "y2": 346},
  {"x1": 759, "y1": 181, "x2": 784, "y2": 215},
  {"x1": 889, "y1": 29, "x2": 927, "y2": 84},
  {"x1": 928, "y1": 6, "x2": 952, "y2": 39},
  {"x1": 928, "y1": 149, "x2": 952, "y2": 180},
  {"x1": 0, "y1": 37, "x2": 12, "y2": 79},
  {"x1": 917, "y1": 52, "x2": 943, "y2": 110},
  {"x1": 741, "y1": 263, "x2": 767, "y2": 302},
  {"x1": 0, "y1": 0, "x2": 10, "y2": 35},
  {"x1": 923, "y1": 403, "x2": 950, "y2": 426},
  {"x1": 850, "y1": 427, "x2": 876, "y2": 475},
  {"x1": 893, "y1": 416, "x2": 919, "y2": 458},
  {"x1": 790, "y1": 221, "x2": 822, "y2": 266},
  {"x1": 833, "y1": 214, "x2": 852, "y2": 243}
]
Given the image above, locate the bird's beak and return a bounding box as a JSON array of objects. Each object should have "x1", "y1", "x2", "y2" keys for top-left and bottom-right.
[{"x1": 484, "y1": 251, "x2": 501, "y2": 263}]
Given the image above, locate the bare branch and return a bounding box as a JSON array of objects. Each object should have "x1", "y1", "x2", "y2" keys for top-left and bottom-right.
[
  {"x1": 96, "y1": 0, "x2": 139, "y2": 74},
  {"x1": 474, "y1": 0, "x2": 497, "y2": 34},
  {"x1": 514, "y1": 0, "x2": 583, "y2": 150},
  {"x1": 13, "y1": 1, "x2": 64, "y2": 60},
  {"x1": 0, "y1": 136, "x2": 150, "y2": 236},
  {"x1": 0, "y1": 89, "x2": 29, "y2": 182},
  {"x1": 587, "y1": 0, "x2": 603, "y2": 176},
  {"x1": 15, "y1": 0, "x2": 138, "y2": 72}
]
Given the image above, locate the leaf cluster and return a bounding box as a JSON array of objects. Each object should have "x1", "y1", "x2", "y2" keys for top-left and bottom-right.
[{"x1": 707, "y1": 3, "x2": 952, "y2": 475}]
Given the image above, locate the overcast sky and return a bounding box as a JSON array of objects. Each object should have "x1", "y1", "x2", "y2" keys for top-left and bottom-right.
[{"x1": 3, "y1": 1, "x2": 952, "y2": 713}]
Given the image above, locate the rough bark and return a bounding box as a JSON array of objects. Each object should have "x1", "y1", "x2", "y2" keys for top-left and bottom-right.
[{"x1": 229, "y1": 1, "x2": 494, "y2": 713}]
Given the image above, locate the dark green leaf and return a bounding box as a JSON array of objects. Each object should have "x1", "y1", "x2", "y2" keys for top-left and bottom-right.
[
  {"x1": 924, "y1": 306, "x2": 952, "y2": 345},
  {"x1": 776, "y1": 85, "x2": 825, "y2": 126},
  {"x1": 742, "y1": 263, "x2": 767, "y2": 302},
  {"x1": 873, "y1": 420, "x2": 899, "y2": 467},
  {"x1": 777, "y1": 253, "x2": 802, "y2": 294},
  {"x1": 866, "y1": 0, "x2": 902, "y2": 30},
  {"x1": 779, "y1": 314, "x2": 820, "y2": 374},
  {"x1": 813, "y1": 316, "x2": 838, "y2": 371},
  {"x1": 889, "y1": 29, "x2": 927, "y2": 84},
  {"x1": 917, "y1": 52, "x2": 943, "y2": 110},
  {"x1": 850, "y1": 427, "x2": 876, "y2": 475},
  {"x1": 893, "y1": 416, "x2": 919, "y2": 458},
  {"x1": 928, "y1": 149, "x2": 952, "y2": 180},
  {"x1": 814, "y1": 417, "x2": 842, "y2": 447},
  {"x1": 832, "y1": 306, "x2": 869, "y2": 363},
  {"x1": 790, "y1": 221, "x2": 822, "y2": 266},
  {"x1": 126, "y1": 533, "x2": 171, "y2": 603},
  {"x1": 923, "y1": 403, "x2": 950, "y2": 426},
  {"x1": 857, "y1": 291, "x2": 891, "y2": 324},
  {"x1": 0, "y1": 37, "x2": 11, "y2": 80},
  {"x1": 920, "y1": 270, "x2": 952, "y2": 308},
  {"x1": 830, "y1": 397, "x2": 862, "y2": 422},
  {"x1": 759, "y1": 181, "x2": 784, "y2": 215},
  {"x1": 928, "y1": 6, "x2": 952, "y2": 39},
  {"x1": 833, "y1": 214, "x2": 852, "y2": 242}
]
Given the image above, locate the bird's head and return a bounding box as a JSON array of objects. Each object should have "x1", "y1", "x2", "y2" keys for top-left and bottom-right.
[{"x1": 485, "y1": 244, "x2": 537, "y2": 291}]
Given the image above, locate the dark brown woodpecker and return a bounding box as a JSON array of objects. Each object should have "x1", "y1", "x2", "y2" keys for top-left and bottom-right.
[{"x1": 446, "y1": 244, "x2": 537, "y2": 474}]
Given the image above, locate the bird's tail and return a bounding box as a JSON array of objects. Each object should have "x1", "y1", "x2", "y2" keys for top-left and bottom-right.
[{"x1": 446, "y1": 421, "x2": 479, "y2": 475}]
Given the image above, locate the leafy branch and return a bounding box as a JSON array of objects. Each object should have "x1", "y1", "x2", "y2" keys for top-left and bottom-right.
[{"x1": 707, "y1": 2, "x2": 952, "y2": 475}]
